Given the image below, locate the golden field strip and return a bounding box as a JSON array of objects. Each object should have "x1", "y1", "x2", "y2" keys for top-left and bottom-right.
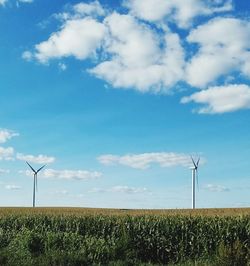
[{"x1": 0, "y1": 207, "x2": 249, "y2": 217}]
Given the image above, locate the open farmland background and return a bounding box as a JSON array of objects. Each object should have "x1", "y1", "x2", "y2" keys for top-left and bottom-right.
[{"x1": 0, "y1": 208, "x2": 249, "y2": 265}]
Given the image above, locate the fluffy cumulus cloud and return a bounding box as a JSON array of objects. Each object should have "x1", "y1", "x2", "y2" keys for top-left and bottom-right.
[
  {"x1": 0, "y1": 129, "x2": 19, "y2": 143},
  {"x1": 90, "y1": 13, "x2": 185, "y2": 92},
  {"x1": 23, "y1": 0, "x2": 250, "y2": 113},
  {"x1": 98, "y1": 152, "x2": 193, "y2": 169},
  {"x1": 73, "y1": 0, "x2": 106, "y2": 17},
  {"x1": 16, "y1": 153, "x2": 55, "y2": 164},
  {"x1": 25, "y1": 6, "x2": 185, "y2": 93},
  {"x1": 124, "y1": 0, "x2": 232, "y2": 28},
  {"x1": 203, "y1": 184, "x2": 230, "y2": 192},
  {"x1": 32, "y1": 17, "x2": 106, "y2": 63},
  {"x1": 181, "y1": 84, "x2": 250, "y2": 114},
  {"x1": 42, "y1": 169, "x2": 102, "y2": 180},
  {"x1": 186, "y1": 17, "x2": 250, "y2": 88},
  {"x1": 0, "y1": 147, "x2": 14, "y2": 160}
]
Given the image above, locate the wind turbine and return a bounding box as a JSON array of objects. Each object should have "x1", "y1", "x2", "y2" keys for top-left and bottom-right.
[
  {"x1": 26, "y1": 161, "x2": 46, "y2": 207},
  {"x1": 190, "y1": 156, "x2": 200, "y2": 209}
]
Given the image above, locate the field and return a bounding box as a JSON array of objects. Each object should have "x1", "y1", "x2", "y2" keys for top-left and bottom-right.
[
  {"x1": 0, "y1": 207, "x2": 249, "y2": 265},
  {"x1": 0, "y1": 207, "x2": 249, "y2": 217}
]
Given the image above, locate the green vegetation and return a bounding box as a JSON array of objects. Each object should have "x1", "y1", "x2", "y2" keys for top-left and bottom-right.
[{"x1": 0, "y1": 208, "x2": 249, "y2": 265}]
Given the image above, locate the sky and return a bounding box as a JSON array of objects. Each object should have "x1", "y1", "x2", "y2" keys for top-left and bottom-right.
[{"x1": 0, "y1": 0, "x2": 249, "y2": 209}]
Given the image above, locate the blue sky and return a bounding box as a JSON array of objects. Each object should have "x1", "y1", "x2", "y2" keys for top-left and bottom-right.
[{"x1": 0, "y1": 0, "x2": 249, "y2": 208}]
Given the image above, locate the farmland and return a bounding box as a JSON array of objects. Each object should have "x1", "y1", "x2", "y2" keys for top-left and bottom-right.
[
  {"x1": 0, "y1": 207, "x2": 249, "y2": 265},
  {"x1": 0, "y1": 207, "x2": 249, "y2": 216}
]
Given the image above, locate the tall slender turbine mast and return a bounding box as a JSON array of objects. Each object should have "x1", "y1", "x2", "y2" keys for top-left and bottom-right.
[
  {"x1": 26, "y1": 162, "x2": 46, "y2": 207},
  {"x1": 191, "y1": 156, "x2": 200, "y2": 209}
]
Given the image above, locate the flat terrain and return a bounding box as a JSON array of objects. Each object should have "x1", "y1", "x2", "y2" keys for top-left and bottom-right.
[
  {"x1": 0, "y1": 207, "x2": 249, "y2": 217},
  {"x1": 0, "y1": 207, "x2": 248, "y2": 265}
]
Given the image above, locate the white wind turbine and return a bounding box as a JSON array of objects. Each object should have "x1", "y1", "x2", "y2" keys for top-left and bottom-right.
[
  {"x1": 26, "y1": 161, "x2": 46, "y2": 207},
  {"x1": 190, "y1": 156, "x2": 200, "y2": 209}
]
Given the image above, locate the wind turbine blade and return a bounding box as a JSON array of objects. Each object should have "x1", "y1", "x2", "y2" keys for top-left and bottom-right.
[
  {"x1": 37, "y1": 165, "x2": 46, "y2": 173},
  {"x1": 190, "y1": 156, "x2": 196, "y2": 168},
  {"x1": 26, "y1": 161, "x2": 36, "y2": 173},
  {"x1": 196, "y1": 158, "x2": 200, "y2": 167}
]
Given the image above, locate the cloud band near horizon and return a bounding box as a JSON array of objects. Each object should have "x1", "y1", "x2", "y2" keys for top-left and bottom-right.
[{"x1": 98, "y1": 152, "x2": 201, "y2": 169}]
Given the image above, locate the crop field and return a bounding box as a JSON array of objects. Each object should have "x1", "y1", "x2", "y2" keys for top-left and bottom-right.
[
  {"x1": 0, "y1": 207, "x2": 249, "y2": 265},
  {"x1": 0, "y1": 207, "x2": 249, "y2": 217}
]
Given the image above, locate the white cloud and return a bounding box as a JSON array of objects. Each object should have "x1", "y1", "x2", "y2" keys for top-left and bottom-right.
[
  {"x1": 110, "y1": 185, "x2": 149, "y2": 194},
  {"x1": 5, "y1": 185, "x2": 21, "y2": 190},
  {"x1": 203, "y1": 184, "x2": 230, "y2": 192},
  {"x1": 42, "y1": 169, "x2": 102, "y2": 180},
  {"x1": 73, "y1": 1, "x2": 106, "y2": 17},
  {"x1": 0, "y1": 129, "x2": 19, "y2": 143},
  {"x1": 88, "y1": 187, "x2": 106, "y2": 193},
  {"x1": 98, "y1": 152, "x2": 193, "y2": 169},
  {"x1": 55, "y1": 1, "x2": 106, "y2": 21},
  {"x1": 22, "y1": 51, "x2": 33, "y2": 61},
  {"x1": 19, "y1": 170, "x2": 33, "y2": 176},
  {"x1": 90, "y1": 12, "x2": 185, "y2": 93},
  {"x1": 23, "y1": 0, "x2": 250, "y2": 107},
  {"x1": 54, "y1": 189, "x2": 69, "y2": 195},
  {"x1": 181, "y1": 84, "x2": 250, "y2": 114},
  {"x1": 19, "y1": 0, "x2": 33, "y2": 3},
  {"x1": 103, "y1": 13, "x2": 160, "y2": 68},
  {"x1": 125, "y1": 0, "x2": 232, "y2": 28},
  {"x1": 26, "y1": 7, "x2": 185, "y2": 93},
  {"x1": 0, "y1": 169, "x2": 10, "y2": 175},
  {"x1": 0, "y1": 0, "x2": 33, "y2": 6},
  {"x1": 186, "y1": 17, "x2": 250, "y2": 88},
  {"x1": 16, "y1": 153, "x2": 55, "y2": 164},
  {"x1": 0, "y1": 0, "x2": 7, "y2": 6},
  {"x1": 89, "y1": 185, "x2": 149, "y2": 194},
  {"x1": 0, "y1": 147, "x2": 14, "y2": 161},
  {"x1": 27, "y1": 17, "x2": 106, "y2": 63}
]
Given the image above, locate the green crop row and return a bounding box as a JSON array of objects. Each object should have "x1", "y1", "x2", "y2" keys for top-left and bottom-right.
[{"x1": 0, "y1": 214, "x2": 249, "y2": 265}]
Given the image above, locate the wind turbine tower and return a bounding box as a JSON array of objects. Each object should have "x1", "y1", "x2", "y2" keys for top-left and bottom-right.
[
  {"x1": 191, "y1": 156, "x2": 200, "y2": 209},
  {"x1": 26, "y1": 162, "x2": 46, "y2": 207}
]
